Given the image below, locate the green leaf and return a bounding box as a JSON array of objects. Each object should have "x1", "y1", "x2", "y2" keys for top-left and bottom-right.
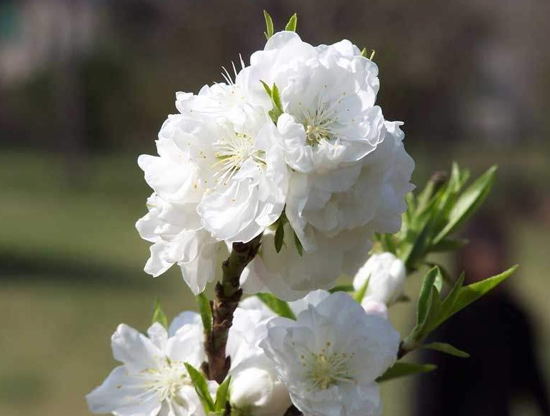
[
  {"x1": 271, "y1": 84, "x2": 283, "y2": 113},
  {"x1": 446, "y1": 265, "x2": 517, "y2": 321},
  {"x1": 285, "y1": 13, "x2": 297, "y2": 32},
  {"x1": 185, "y1": 363, "x2": 215, "y2": 412},
  {"x1": 422, "y1": 342, "x2": 470, "y2": 358},
  {"x1": 214, "y1": 376, "x2": 231, "y2": 411},
  {"x1": 377, "y1": 362, "x2": 437, "y2": 382},
  {"x1": 329, "y1": 284, "x2": 355, "y2": 294},
  {"x1": 434, "y1": 273, "x2": 464, "y2": 330},
  {"x1": 152, "y1": 297, "x2": 168, "y2": 328},
  {"x1": 425, "y1": 286, "x2": 442, "y2": 333},
  {"x1": 196, "y1": 292, "x2": 212, "y2": 335},
  {"x1": 263, "y1": 11, "x2": 274, "y2": 40},
  {"x1": 433, "y1": 166, "x2": 497, "y2": 244},
  {"x1": 260, "y1": 80, "x2": 272, "y2": 97},
  {"x1": 274, "y1": 220, "x2": 285, "y2": 253},
  {"x1": 264, "y1": 83, "x2": 283, "y2": 123},
  {"x1": 293, "y1": 231, "x2": 303, "y2": 256},
  {"x1": 353, "y1": 275, "x2": 370, "y2": 303},
  {"x1": 417, "y1": 267, "x2": 438, "y2": 326},
  {"x1": 361, "y1": 47, "x2": 367, "y2": 57},
  {"x1": 425, "y1": 262, "x2": 455, "y2": 288},
  {"x1": 256, "y1": 293, "x2": 296, "y2": 320},
  {"x1": 405, "y1": 268, "x2": 442, "y2": 346}
]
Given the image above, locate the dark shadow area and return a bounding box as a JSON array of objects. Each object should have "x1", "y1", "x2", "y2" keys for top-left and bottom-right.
[{"x1": 413, "y1": 212, "x2": 550, "y2": 416}]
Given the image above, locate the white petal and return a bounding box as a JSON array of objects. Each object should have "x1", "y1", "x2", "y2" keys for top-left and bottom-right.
[
  {"x1": 87, "y1": 366, "x2": 161, "y2": 416},
  {"x1": 111, "y1": 324, "x2": 163, "y2": 372}
]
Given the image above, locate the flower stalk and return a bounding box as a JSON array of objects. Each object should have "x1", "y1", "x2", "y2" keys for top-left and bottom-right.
[{"x1": 205, "y1": 233, "x2": 263, "y2": 383}]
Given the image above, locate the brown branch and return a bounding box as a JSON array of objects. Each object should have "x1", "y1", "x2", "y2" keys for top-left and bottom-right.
[{"x1": 204, "y1": 234, "x2": 263, "y2": 383}]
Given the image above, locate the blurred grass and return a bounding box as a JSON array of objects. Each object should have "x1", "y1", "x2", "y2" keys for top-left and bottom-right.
[{"x1": 0, "y1": 147, "x2": 549, "y2": 416}]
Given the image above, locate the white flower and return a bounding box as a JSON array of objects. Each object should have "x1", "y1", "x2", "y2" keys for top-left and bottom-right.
[
  {"x1": 260, "y1": 292, "x2": 400, "y2": 416},
  {"x1": 227, "y1": 298, "x2": 290, "y2": 416},
  {"x1": 137, "y1": 93, "x2": 289, "y2": 292},
  {"x1": 87, "y1": 314, "x2": 210, "y2": 416},
  {"x1": 241, "y1": 223, "x2": 374, "y2": 301},
  {"x1": 354, "y1": 252, "x2": 407, "y2": 307},
  {"x1": 240, "y1": 31, "x2": 414, "y2": 253},
  {"x1": 145, "y1": 95, "x2": 288, "y2": 243},
  {"x1": 136, "y1": 193, "x2": 228, "y2": 294},
  {"x1": 226, "y1": 292, "x2": 331, "y2": 416}
]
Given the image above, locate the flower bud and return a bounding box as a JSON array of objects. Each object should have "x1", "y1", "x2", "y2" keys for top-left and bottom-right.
[
  {"x1": 230, "y1": 356, "x2": 291, "y2": 416},
  {"x1": 354, "y1": 252, "x2": 406, "y2": 306}
]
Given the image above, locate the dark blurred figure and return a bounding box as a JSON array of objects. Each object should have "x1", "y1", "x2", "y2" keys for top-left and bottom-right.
[{"x1": 414, "y1": 212, "x2": 550, "y2": 416}]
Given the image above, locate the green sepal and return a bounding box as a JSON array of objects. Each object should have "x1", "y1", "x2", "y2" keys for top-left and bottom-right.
[
  {"x1": 184, "y1": 363, "x2": 215, "y2": 412},
  {"x1": 421, "y1": 342, "x2": 470, "y2": 358},
  {"x1": 285, "y1": 13, "x2": 297, "y2": 32},
  {"x1": 256, "y1": 293, "x2": 296, "y2": 320},
  {"x1": 353, "y1": 276, "x2": 370, "y2": 303},
  {"x1": 377, "y1": 362, "x2": 437, "y2": 383},
  {"x1": 214, "y1": 376, "x2": 232, "y2": 412},
  {"x1": 263, "y1": 11, "x2": 274, "y2": 40},
  {"x1": 152, "y1": 297, "x2": 168, "y2": 328},
  {"x1": 196, "y1": 292, "x2": 213, "y2": 335}
]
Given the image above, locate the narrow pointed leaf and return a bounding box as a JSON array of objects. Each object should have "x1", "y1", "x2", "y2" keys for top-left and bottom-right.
[
  {"x1": 417, "y1": 267, "x2": 438, "y2": 326},
  {"x1": 263, "y1": 11, "x2": 274, "y2": 40},
  {"x1": 260, "y1": 80, "x2": 272, "y2": 97},
  {"x1": 196, "y1": 292, "x2": 212, "y2": 335},
  {"x1": 285, "y1": 13, "x2": 297, "y2": 32},
  {"x1": 377, "y1": 362, "x2": 437, "y2": 382},
  {"x1": 214, "y1": 376, "x2": 232, "y2": 411},
  {"x1": 424, "y1": 286, "x2": 442, "y2": 336},
  {"x1": 271, "y1": 83, "x2": 283, "y2": 112},
  {"x1": 446, "y1": 265, "x2": 517, "y2": 320},
  {"x1": 425, "y1": 262, "x2": 455, "y2": 288},
  {"x1": 433, "y1": 273, "x2": 464, "y2": 330},
  {"x1": 256, "y1": 293, "x2": 296, "y2": 320},
  {"x1": 422, "y1": 342, "x2": 470, "y2": 358},
  {"x1": 434, "y1": 166, "x2": 497, "y2": 244},
  {"x1": 152, "y1": 297, "x2": 168, "y2": 328},
  {"x1": 184, "y1": 363, "x2": 215, "y2": 412}
]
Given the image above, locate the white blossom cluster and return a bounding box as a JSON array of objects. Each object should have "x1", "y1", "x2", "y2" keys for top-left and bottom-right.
[
  {"x1": 135, "y1": 30, "x2": 414, "y2": 300},
  {"x1": 88, "y1": 291, "x2": 400, "y2": 416},
  {"x1": 89, "y1": 26, "x2": 416, "y2": 416}
]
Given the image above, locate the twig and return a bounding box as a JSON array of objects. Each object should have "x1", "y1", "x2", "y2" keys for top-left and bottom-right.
[{"x1": 204, "y1": 234, "x2": 262, "y2": 383}]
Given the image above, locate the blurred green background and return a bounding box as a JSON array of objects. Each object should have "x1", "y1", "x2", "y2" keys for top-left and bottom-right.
[{"x1": 1, "y1": 1, "x2": 549, "y2": 415}]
